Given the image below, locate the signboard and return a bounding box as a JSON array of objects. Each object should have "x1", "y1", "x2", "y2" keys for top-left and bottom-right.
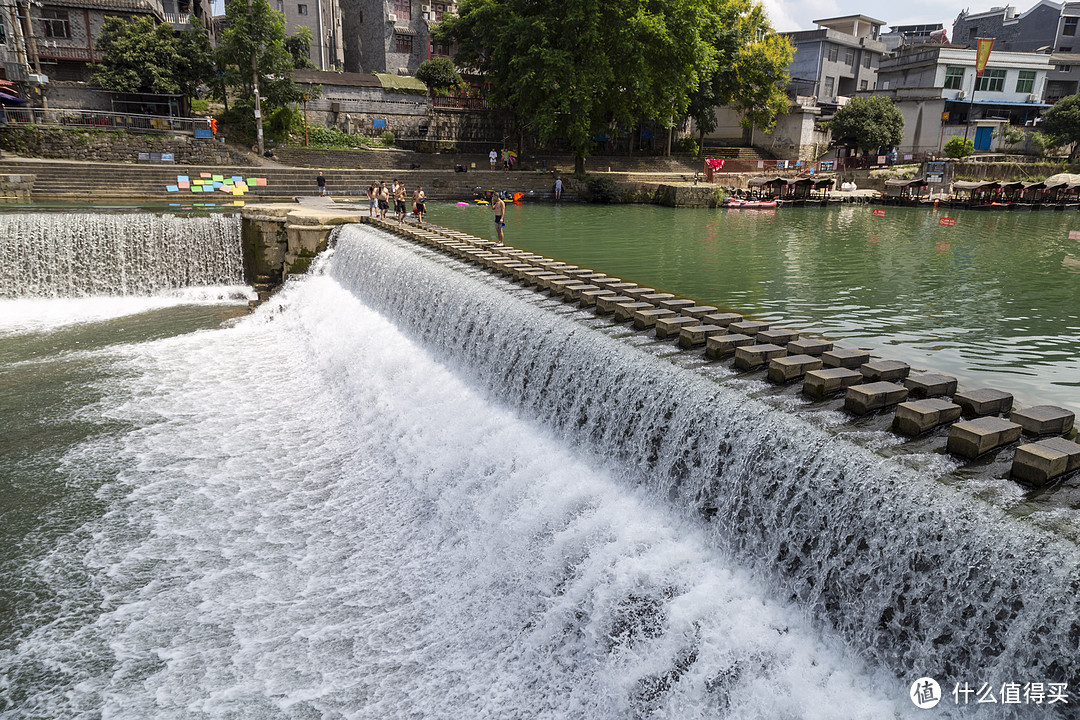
[
  {"x1": 872, "y1": 208, "x2": 886, "y2": 217},
  {"x1": 939, "y1": 217, "x2": 956, "y2": 226},
  {"x1": 975, "y1": 38, "x2": 995, "y2": 76},
  {"x1": 1069, "y1": 230, "x2": 1080, "y2": 240},
  {"x1": 877, "y1": 155, "x2": 887, "y2": 164},
  {"x1": 819, "y1": 160, "x2": 834, "y2": 171}
]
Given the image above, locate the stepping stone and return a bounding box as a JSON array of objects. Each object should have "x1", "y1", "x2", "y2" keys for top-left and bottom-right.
[
  {"x1": 639, "y1": 293, "x2": 676, "y2": 306},
  {"x1": 787, "y1": 338, "x2": 833, "y2": 356},
  {"x1": 579, "y1": 288, "x2": 616, "y2": 307},
  {"x1": 655, "y1": 316, "x2": 699, "y2": 339},
  {"x1": 622, "y1": 287, "x2": 657, "y2": 299},
  {"x1": 904, "y1": 373, "x2": 958, "y2": 399},
  {"x1": 681, "y1": 306, "x2": 719, "y2": 319},
  {"x1": 728, "y1": 320, "x2": 770, "y2": 336},
  {"x1": 659, "y1": 298, "x2": 697, "y2": 312},
  {"x1": 596, "y1": 280, "x2": 635, "y2": 291},
  {"x1": 548, "y1": 277, "x2": 584, "y2": 294},
  {"x1": 954, "y1": 388, "x2": 1013, "y2": 417},
  {"x1": 522, "y1": 270, "x2": 559, "y2": 286},
  {"x1": 564, "y1": 284, "x2": 598, "y2": 301},
  {"x1": 702, "y1": 312, "x2": 743, "y2": 326},
  {"x1": 578, "y1": 273, "x2": 609, "y2": 283},
  {"x1": 892, "y1": 398, "x2": 963, "y2": 436},
  {"x1": 705, "y1": 333, "x2": 754, "y2": 359},
  {"x1": 595, "y1": 294, "x2": 632, "y2": 314},
  {"x1": 822, "y1": 348, "x2": 870, "y2": 369},
  {"x1": 1010, "y1": 405, "x2": 1075, "y2": 436},
  {"x1": 563, "y1": 268, "x2": 595, "y2": 277},
  {"x1": 844, "y1": 382, "x2": 909, "y2": 415},
  {"x1": 947, "y1": 417, "x2": 1023, "y2": 459},
  {"x1": 538, "y1": 274, "x2": 570, "y2": 290},
  {"x1": 860, "y1": 359, "x2": 910, "y2": 382},
  {"x1": 615, "y1": 301, "x2": 654, "y2": 322},
  {"x1": 734, "y1": 343, "x2": 786, "y2": 371},
  {"x1": 632, "y1": 308, "x2": 676, "y2": 329},
  {"x1": 758, "y1": 328, "x2": 800, "y2": 345},
  {"x1": 767, "y1": 354, "x2": 822, "y2": 384},
  {"x1": 802, "y1": 368, "x2": 863, "y2": 399},
  {"x1": 678, "y1": 324, "x2": 726, "y2": 348},
  {"x1": 1011, "y1": 437, "x2": 1080, "y2": 485}
]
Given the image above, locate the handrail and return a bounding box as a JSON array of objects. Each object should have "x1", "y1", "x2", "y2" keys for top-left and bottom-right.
[{"x1": 0, "y1": 107, "x2": 210, "y2": 134}]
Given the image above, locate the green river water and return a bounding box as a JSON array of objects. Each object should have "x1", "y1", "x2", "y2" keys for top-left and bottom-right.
[{"x1": 426, "y1": 201, "x2": 1080, "y2": 411}]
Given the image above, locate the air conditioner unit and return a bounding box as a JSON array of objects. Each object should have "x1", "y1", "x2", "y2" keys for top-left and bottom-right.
[
  {"x1": 422, "y1": 11, "x2": 430, "y2": 20},
  {"x1": 956, "y1": 90, "x2": 967, "y2": 99},
  {"x1": 1028, "y1": 93, "x2": 1039, "y2": 103},
  {"x1": 421, "y1": 4, "x2": 431, "y2": 12},
  {"x1": 447, "y1": 3, "x2": 457, "y2": 15},
  {"x1": 387, "y1": 12, "x2": 397, "y2": 21}
]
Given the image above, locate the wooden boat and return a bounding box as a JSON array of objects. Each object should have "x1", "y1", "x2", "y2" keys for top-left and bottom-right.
[{"x1": 723, "y1": 197, "x2": 778, "y2": 209}]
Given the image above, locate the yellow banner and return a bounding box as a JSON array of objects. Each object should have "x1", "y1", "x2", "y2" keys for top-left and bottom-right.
[{"x1": 975, "y1": 37, "x2": 995, "y2": 76}]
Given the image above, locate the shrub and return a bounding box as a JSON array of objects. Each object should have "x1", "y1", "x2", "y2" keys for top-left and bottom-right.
[
  {"x1": 583, "y1": 175, "x2": 620, "y2": 203},
  {"x1": 381, "y1": 130, "x2": 395, "y2": 146},
  {"x1": 304, "y1": 125, "x2": 374, "y2": 149},
  {"x1": 416, "y1": 57, "x2": 461, "y2": 93},
  {"x1": 944, "y1": 137, "x2": 974, "y2": 158},
  {"x1": 674, "y1": 136, "x2": 699, "y2": 155},
  {"x1": 267, "y1": 106, "x2": 302, "y2": 143}
]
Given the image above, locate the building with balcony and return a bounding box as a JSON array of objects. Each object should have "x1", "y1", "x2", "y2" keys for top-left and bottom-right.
[
  {"x1": 783, "y1": 15, "x2": 888, "y2": 102},
  {"x1": 340, "y1": 0, "x2": 455, "y2": 74}
]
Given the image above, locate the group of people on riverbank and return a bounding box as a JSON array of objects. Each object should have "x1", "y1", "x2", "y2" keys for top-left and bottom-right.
[{"x1": 364, "y1": 179, "x2": 427, "y2": 225}]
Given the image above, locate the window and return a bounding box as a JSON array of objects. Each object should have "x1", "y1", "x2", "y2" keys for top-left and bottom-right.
[
  {"x1": 1016, "y1": 70, "x2": 1036, "y2": 93},
  {"x1": 1060, "y1": 46, "x2": 1073, "y2": 52},
  {"x1": 969, "y1": 27, "x2": 977, "y2": 39},
  {"x1": 823, "y1": 76, "x2": 835, "y2": 97},
  {"x1": 845, "y1": 48, "x2": 855, "y2": 66},
  {"x1": 297, "y1": 3, "x2": 307, "y2": 13},
  {"x1": 431, "y1": 40, "x2": 450, "y2": 56},
  {"x1": 944, "y1": 66, "x2": 965, "y2": 90},
  {"x1": 1059, "y1": 64, "x2": 1073, "y2": 71},
  {"x1": 41, "y1": 9, "x2": 70, "y2": 39},
  {"x1": 859, "y1": 79, "x2": 867, "y2": 90},
  {"x1": 394, "y1": 33, "x2": 413, "y2": 53},
  {"x1": 433, "y1": 3, "x2": 444, "y2": 21},
  {"x1": 863, "y1": 54, "x2": 872, "y2": 69},
  {"x1": 394, "y1": 0, "x2": 411, "y2": 20},
  {"x1": 0, "y1": 16, "x2": 6, "y2": 45},
  {"x1": 975, "y1": 68, "x2": 1006, "y2": 92},
  {"x1": 827, "y1": 45, "x2": 838, "y2": 62},
  {"x1": 1065, "y1": 16, "x2": 1078, "y2": 36},
  {"x1": 276, "y1": 0, "x2": 283, "y2": 10}
]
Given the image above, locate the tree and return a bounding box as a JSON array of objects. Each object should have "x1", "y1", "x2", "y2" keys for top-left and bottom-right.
[
  {"x1": 688, "y1": 0, "x2": 793, "y2": 154},
  {"x1": 434, "y1": 0, "x2": 725, "y2": 173},
  {"x1": 944, "y1": 136, "x2": 974, "y2": 158},
  {"x1": 1038, "y1": 93, "x2": 1080, "y2": 161},
  {"x1": 284, "y1": 26, "x2": 315, "y2": 69},
  {"x1": 416, "y1": 57, "x2": 461, "y2": 94},
  {"x1": 216, "y1": 0, "x2": 304, "y2": 113},
  {"x1": 92, "y1": 17, "x2": 215, "y2": 98},
  {"x1": 829, "y1": 95, "x2": 904, "y2": 155}
]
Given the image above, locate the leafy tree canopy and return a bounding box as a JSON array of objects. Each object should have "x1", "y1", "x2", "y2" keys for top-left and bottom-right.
[
  {"x1": 416, "y1": 57, "x2": 462, "y2": 91},
  {"x1": 217, "y1": 0, "x2": 304, "y2": 110},
  {"x1": 285, "y1": 26, "x2": 316, "y2": 69},
  {"x1": 92, "y1": 16, "x2": 215, "y2": 97},
  {"x1": 1039, "y1": 93, "x2": 1080, "y2": 161},
  {"x1": 688, "y1": 0, "x2": 792, "y2": 144},
  {"x1": 944, "y1": 136, "x2": 974, "y2": 158},
  {"x1": 434, "y1": 0, "x2": 728, "y2": 167},
  {"x1": 829, "y1": 95, "x2": 904, "y2": 154}
]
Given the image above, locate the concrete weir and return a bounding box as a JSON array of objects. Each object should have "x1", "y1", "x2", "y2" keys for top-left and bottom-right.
[{"x1": 280, "y1": 204, "x2": 1080, "y2": 489}]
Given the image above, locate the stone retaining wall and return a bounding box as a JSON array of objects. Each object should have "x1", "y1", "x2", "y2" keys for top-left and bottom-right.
[{"x1": 0, "y1": 126, "x2": 255, "y2": 166}]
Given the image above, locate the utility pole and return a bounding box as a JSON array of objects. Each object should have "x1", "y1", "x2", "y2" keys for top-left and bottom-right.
[{"x1": 248, "y1": 0, "x2": 264, "y2": 156}]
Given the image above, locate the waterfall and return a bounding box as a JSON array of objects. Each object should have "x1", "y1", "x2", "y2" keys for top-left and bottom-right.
[
  {"x1": 330, "y1": 223, "x2": 1080, "y2": 693},
  {"x1": 0, "y1": 213, "x2": 244, "y2": 298}
]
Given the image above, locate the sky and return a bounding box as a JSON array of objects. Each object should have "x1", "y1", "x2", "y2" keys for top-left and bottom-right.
[{"x1": 762, "y1": 0, "x2": 993, "y2": 32}]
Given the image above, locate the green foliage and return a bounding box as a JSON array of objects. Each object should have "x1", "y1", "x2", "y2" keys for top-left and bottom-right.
[
  {"x1": 829, "y1": 96, "x2": 904, "y2": 154},
  {"x1": 674, "y1": 136, "x2": 699, "y2": 155},
  {"x1": 994, "y1": 123, "x2": 1027, "y2": 146},
  {"x1": 267, "y1": 106, "x2": 302, "y2": 142},
  {"x1": 190, "y1": 98, "x2": 211, "y2": 114},
  {"x1": 303, "y1": 126, "x2": 375, "y2": 149},
  {"x1": 944, "y1": 137, "x2": 974, "y2": 158},
  {"x1": 435, "y1": 0, "x2": 725, "y2": 166},
  {"x1": 416, "y1": 57, "x2": 461, "y2": 92},
  {"x1": 381, "y1": 130, "x2": 396, "y2": 146},
  {"x1": 217, "y1": 0, "x2": 303, "y2": 111},
  {"x1": 1039, "y1": 94, "x2": 1080, "y2": 160},
  {"x1": 688, "y1": 0, "x2": 793, "y2": 138},
  {"x1": 92, "y1": 16, "x2": 215, "y2": 97},
  {"x1": 583, "y1": 175, "x2": 620, "y2": 203},
  {"x1": 285, "y1": 27, "x2": 315, "y2": 69}
]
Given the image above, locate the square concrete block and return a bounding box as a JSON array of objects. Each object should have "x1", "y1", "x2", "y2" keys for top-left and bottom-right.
[
  {"x1": 538, "y1": 274, "x2": 570, "y2": 291},
  {"x1": 678, "y1": 324, "x2": 726, "y2": 348},
  {"x1": 767, "y1": 354, "x2": 822, "y2": 384},
  {"x1": 615, "y1": 301, "x2": 655, "y2": 322},
  {"x1": 632, "y1": 308, "x2": 677, "y2": 329},
  {"x1": 563, "y1": 268, "x2": 595, "y2": 277},
  {"x1": 758, "y1": 328, "x2": 800, "y2": 346},
  {"x1": 595, "y1": 294, "x2": 632, "y2": 314},
  {"x1": 563, "y1": 284, "x2": 597, "y2": 301},
  {"x1": 578, "y1": 273, "x2": 609, "y2": 284},
  {"x1": 622, "y1": 287, "x2": 657, "y2": 299},
  {"x1": 860, "y1": 359, "x2": 911, "y2": 382},
  {"x1": 549, "y1": 278, "x2": 584, "y2": 294},
  {"x1": 681, "y1": 306, "x2": 719, "y2": 319},
  {"x1": 579, "y1": 288, "x2": 616, "y2": 307},
  {"x1": 822, "y1": 348, "x2": 871, "y2": 369},
  {"x1": 734, "y1": 343, "x2": 786, "y2": 371},
  {"x1": 659, "y1": 298, "x2": 697, "y2": 312},
  {"x1": 598, "y1": 281, "x2": 637, "y2": 292},
  {"x1": 802, "y1": 368, "x2": 864, "y2": 399},
  {"x1": 947, "y1": 417, "x2": 1023, "y2": 459},
  {"x1": 702, "y1": 312, "x2": 743, "y2": 326},
  {"x1": 728, "y1": 320, "x2": 770, "y2": 336},
  {"x1": 904, "y1": 373, "x2": 958, "y2": 399},
  {"x1": 655, "y1": 316, "x2": 699, "y2": 339},
  {"x1": 954, "y1": 388, "x2": 1014, "y2": 418},
  {"x1": 522, "y1": 270, "x2": 559, "y2": 286},
  {"x1": 639, "y1": 293, "x2": 676, "y2": 306},
  {"x1": 591, "y1": 276, "x2": 622, "y2": 287},
  {"x1": 787, "y1": 338, "x2": 833, "y2": 356},
  {"x1": 1010, "y1": 405, "x2": 1075, "y2": 436},
  {"x1": 892, "y1": 398, "x2": 963, "y2": 436},
  {"x1": 705, "y1": 333, "x2": 755, "y2": 359},
  {"x1": 1011, "y1": 437, "x2": 1080, "y2": 485},
  {"x1": 844, "y1": 382, "x2": 909, "y2": 415}
]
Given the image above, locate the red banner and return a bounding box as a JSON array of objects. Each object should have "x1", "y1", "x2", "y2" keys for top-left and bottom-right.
[
  {"x1": 975, "y1": 38, "x2": 995, "y2": 76},
  {"x1": 872, "y1": 209, "x2": 886, "y2": 217},
  {"x1": 940, "y1": 217, "x2": 956, "y2": 226}
]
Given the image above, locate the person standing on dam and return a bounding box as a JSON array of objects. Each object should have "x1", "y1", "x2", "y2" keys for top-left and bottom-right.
[{"x1": 492, "y1": 191, "x2": 505, "y2": 245}]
